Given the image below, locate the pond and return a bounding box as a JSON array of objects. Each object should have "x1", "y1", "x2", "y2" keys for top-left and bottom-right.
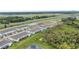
[{"x1": 27, "y1": 44, "x2": 41, "y2": 49}]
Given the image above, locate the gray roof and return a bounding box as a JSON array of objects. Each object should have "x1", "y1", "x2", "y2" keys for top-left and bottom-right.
[
  {"x1": 29, "y1": 27, "x2": 41, "y2": 33},
  {"x1": 0, "y1": 39, "x2": 12, "y2": 48},
  {"x1": 40, "y1": 25, "x2": 46, "y2": 27},
  {"x1": 0, "y1": 24, "x2": 29, "y2": 35},
  {"x1": 0, "y1": 23, "x2": 44, "y2": 35},
  {"x1": 10, "y1": 31, "x2": 29, "y2": 40},
  {"x1": 0, "y1": 28, "x2": 16, "y2": 34}
]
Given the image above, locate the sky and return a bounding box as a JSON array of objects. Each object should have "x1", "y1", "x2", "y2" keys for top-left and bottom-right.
[{"x1": 0, "y1": 0, "x2": 79, "y2": 12}]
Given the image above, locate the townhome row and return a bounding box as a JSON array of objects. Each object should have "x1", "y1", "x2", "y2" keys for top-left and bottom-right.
[{"x1": 0, "y1": 22, "x2": 54, "y2": 49}]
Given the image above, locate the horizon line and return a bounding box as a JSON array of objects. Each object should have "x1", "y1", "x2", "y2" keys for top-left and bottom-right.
[{"x1": 0, "y1": 10, "x2": 79, "y2": 13}]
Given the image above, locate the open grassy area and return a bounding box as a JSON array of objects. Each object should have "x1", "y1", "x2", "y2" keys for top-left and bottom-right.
[{"x1": 0, "y1": 23, "x2": 5, "y2": 29}]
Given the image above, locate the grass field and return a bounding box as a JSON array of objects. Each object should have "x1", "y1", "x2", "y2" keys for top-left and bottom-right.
[{"x1": 0, "y1": 24, "x2": 5, "y2": 29}]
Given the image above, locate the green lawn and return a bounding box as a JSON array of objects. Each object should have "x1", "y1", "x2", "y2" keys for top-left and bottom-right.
[{"x1": 0, "y1": 24, "x2": 5, "y2": 29}]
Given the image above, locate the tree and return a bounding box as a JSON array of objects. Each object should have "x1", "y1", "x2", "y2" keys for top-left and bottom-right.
[
  {"x1": 62, "y1": 17, "x2": 76, "y2": 25},
  {"x1": 4, "y1": 24, "x2": 7, "y2": 28}
]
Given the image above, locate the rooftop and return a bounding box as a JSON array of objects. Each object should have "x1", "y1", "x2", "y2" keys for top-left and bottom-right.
[
  {"x1": 0, "y1": 39, "x2": 12, "y2": 48},
  {"x1": 10, "y1": 31, "x2": 29, "y2": 40}
]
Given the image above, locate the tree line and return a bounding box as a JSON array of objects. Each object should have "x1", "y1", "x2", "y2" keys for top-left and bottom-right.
[{"x1": 0, "y1": 15, "x2": 56, "y2": 24}]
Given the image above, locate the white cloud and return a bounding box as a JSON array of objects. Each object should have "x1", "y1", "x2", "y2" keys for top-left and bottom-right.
[{"x1": 0, "y1": 0, "x2": 79, "y2": 12}]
